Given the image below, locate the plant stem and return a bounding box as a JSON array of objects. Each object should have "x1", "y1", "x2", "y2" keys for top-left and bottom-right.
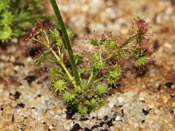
[
  {"x1": 120, "y1": 35, "x2": 137, "y2": 48},
  {"x1": 50, "y1": 47, "x2": 77, "y2": 87},
  {"x1": 50, "y1": 0, "x2": 81, "y2": 86},
  {"x1": 86, "y1": 69, "x2": 99, "y2": 88},
  {"x1": 87, "y1": 52, "x2": 102, "y2": 87},
  {"x1": 43, "y1": 30, "x2": 77, "y2": 88}
]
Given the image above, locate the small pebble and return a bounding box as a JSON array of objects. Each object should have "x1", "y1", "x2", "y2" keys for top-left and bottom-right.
[
  {"x1": 115, "y1": 116, "x2": 121, "y2": 121},
  {"x1": 14, "y1": 91, "x2": 21, "y2": 99},
  {"x1": 24, "y1": 75, "x2": 36, "y2": 86}
]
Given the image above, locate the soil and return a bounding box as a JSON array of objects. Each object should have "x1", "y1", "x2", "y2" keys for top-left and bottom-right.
[{"x1": 0, "y1": 0, "x2": 175, "y2": 131}]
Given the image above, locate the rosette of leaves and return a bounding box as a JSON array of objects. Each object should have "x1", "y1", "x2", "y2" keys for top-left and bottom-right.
[
  {"x1": 26, "y1": 0, "x2": 152, "y2": 115},
  {"x1": 25, "y1": 21, "x2": 108, "y2": 114},
  {"x1": 0, "y1": 0, "x2": 46, "y2": 41}
]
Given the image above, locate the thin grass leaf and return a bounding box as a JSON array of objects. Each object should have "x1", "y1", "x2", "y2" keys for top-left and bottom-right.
[{"x1": 50, "y1": 0, "x2": 81, "y2": 86}]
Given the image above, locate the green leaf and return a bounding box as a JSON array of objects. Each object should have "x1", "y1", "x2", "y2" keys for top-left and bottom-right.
[
  {"x1": 78, "y1": 105, "x2": 88, "y2": 114},
  {"x1": 104, "y1": 40, "x2": 118, "y2": 49},
  {"x1": 90, "y1": 98, "x2": 97, "y2": 107},
  {"x1": 54, "y1": 80, "x2": 66, "y2": 92},
  {"x1": 74, "y1": 54, "x2": 83, "y2": 64},
  {"x1": 0, "y1": 0, "x2": 9, "y2": 11},
  {"x1": 1, "y1": 11, "x2": 13, "y2": 26},
  {"x1": 97, "y1": 97, "x2": 105, "y2": 104},
  {"x1": 50, "y1": 68, "x2": 59, "y2": 80},
  {"x1": 0, "y1": 26, "x2": 12, "y2": 40},
  {"x1": 50, "y1": 28, "x2": 60, "y2": 39},
  {"x1": 110, "y1": 65, "x2": 122, "y2": 77},
  {"x1": 85, "y1": 98, "x2": 105, "y2": 111},
  {"x1": 134, "y1": 56, "x2": 147, "y2": 67},
  {"x1": 85, "y1": 98, "x2": 97, "y2": 107},
  {"x1": 56, "y1": 39, "x2": 64, "y2": 46},
  {"x1": 50, "y1": 28, "x2": 63, "y2": 46},
  {"x1": 115, "y1": 49, "x2": 126, "y2": 60},
  {"x1": 66, "y1": 27, "x2": 74, "y2": 40},
  {"x1": 90, "y1": 38, "x2": 98, "y2": 46},
  {"x1": 96, "y1": 84, "x2": 107, "y2": 95},
  {"x1": 74, "y1": 86, "x2": 82, "y2": 94},
  {"x1": 107, "y1": 65, "x2": 122, "y2": 84},
  {"x1": 91, "y1": 53, "x2": 105, "y2": 70},
  {"x1": 63, "y1": 91, "x2": 75, "y2": 103}
]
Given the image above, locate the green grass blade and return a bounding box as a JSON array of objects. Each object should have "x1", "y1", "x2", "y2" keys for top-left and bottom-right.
[{"x1": 50, "y1": 0, "x2": 81, "y2": 86}]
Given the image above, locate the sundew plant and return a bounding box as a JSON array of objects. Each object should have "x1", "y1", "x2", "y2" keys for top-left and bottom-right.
[{"x1": 25, "y1": 0, "x2": 152, "y2": 114}]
